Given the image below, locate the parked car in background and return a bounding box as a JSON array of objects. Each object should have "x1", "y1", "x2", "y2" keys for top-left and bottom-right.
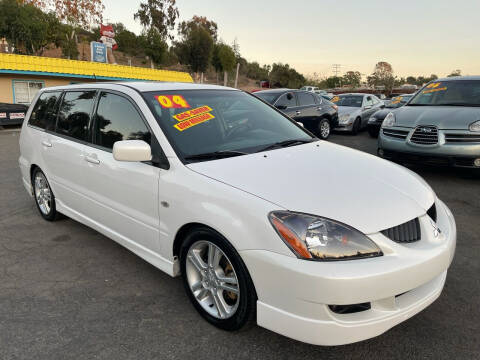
[
  {"x1": 331, "y1": 93, "x2": 384, "y2": 134},
  {"x1": 367, "y1": 94, "x2": 414, "y2": 137},
  {"x1": 300, "y1": 86, "x2": 319, "y2": 92},
  {"x1": 378, "y1": 76, "x2": 480, "y2": 169},
  {"x1": 0, "y1": 102, "x2": 29, "y2": 126},
  {"x1": 254, "y1": 89, "x2": 338, "y2": 139},
  {"x1": 19, "y1": 82, "x2": 456, "y2": 346}
]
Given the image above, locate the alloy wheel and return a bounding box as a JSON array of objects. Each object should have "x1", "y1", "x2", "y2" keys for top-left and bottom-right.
[
  {"x1": 185, "y1": 240, "x2": 240, "y2": 319},
  {"x1": 34, "y1": 172, "x2": 52, "y2": 215}
]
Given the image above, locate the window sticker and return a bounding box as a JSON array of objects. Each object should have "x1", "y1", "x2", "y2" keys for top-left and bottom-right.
[
  {"x1": 155, "y1": 95, "x2": 190, "y2": 109},
  {"x1": 0, "y1": 113, "x2": 6, "y2": 119},
  {"x1": 423, "y1": 82, "x2": 447, "y2": 94},
  {"x1": 173, "y1": 105, "x2": 213, "y2": 122},
  {"x1": 331, "y1": 96, "x2": 340, "y2": 103},
  {"x1": 9, "y1": 112, "x2": 25, "y2": 119},
  {"x1": 391, "y1": 96, "x2": 403, "y2": 104},
  {"x1": 174, "y1": 112, "x2": 215, "y2": 131}
]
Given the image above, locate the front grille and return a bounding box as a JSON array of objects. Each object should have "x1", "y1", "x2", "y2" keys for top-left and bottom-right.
[
  {"x1": 382, "y1": 129, "x2": 409, "y2": 139},
  {"x1": 410, "y1": 126, "x2": 438, "y2": 145},
  {"x1": 445, "y1": 134, "x2": 480, "y2": 143},
  {"x1": 382, "y1": 218, "x2": 421, "y2": 243}
]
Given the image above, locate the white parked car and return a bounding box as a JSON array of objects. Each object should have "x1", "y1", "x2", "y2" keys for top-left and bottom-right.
[{"x1": 19, "y1": 83, "x2": 456, "y2": 346}]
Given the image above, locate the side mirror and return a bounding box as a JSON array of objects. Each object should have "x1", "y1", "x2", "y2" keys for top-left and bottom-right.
[
  {"x1": 275, "y1": 104, "x2": 288, "y2": 110},
  {"x1": 113, "y1": 140, "x2": 152, "y2": 162},
  {"x1": 286, "y1": 93, "x2": 293, "y2": 100}
]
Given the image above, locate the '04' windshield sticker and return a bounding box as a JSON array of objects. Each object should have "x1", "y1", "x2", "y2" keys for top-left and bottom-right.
[
  {"x1": 155, "y1": 95, "x2": 190, "y2": 108},
  {"x1": 331, "y1": 96, "x2": 340, "y2": 103}
]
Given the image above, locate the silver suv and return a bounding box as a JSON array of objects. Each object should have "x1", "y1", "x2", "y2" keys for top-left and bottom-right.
[{"x1": 378, "y1": 76, "x2": 480, "y2": 169}]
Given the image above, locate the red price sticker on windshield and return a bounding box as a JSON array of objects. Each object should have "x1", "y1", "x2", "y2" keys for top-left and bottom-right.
[{"x1": 155, "y1": 95, "x2": 190, "y2": 109}]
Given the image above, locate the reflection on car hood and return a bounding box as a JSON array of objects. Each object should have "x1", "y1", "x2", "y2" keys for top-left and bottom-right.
[
  {"x1": 338, "y1": 107, "x2": 360, "y2": 116},
  {"x1": 187, "y1": 142, "x2": 435, "y2": 234},
  {"x1": 372, "y1": 108, "x2": 393, "y2": 119},
  {"x1": 395, "y1": 105, "x2": 480, "y2": 129}
]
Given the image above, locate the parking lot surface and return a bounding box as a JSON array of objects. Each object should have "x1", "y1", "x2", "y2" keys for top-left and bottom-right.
[{"x1": 1, "y1": 128, "x2": 479, "y2": 360}]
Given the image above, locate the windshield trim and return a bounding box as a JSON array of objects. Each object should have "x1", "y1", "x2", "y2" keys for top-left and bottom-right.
[{"x1": 140, "y1": 89, "x2": 314, "y2": 165}]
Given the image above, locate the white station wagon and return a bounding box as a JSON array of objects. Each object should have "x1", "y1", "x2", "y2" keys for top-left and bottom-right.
[{"x1": 19, "y1": 82, "x2": 456, "y2": 346}]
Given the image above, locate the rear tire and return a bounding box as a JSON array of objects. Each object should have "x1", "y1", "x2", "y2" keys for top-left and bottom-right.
[
  {"x1": 180, "y1": 227, "x2": 257, "y2": 331},
  {"x1": 316, "y1": 118, "x2": 331, "y2": 140},
  {"x1": 32, "y1": 168, "x2": 58, "y2": 221}
]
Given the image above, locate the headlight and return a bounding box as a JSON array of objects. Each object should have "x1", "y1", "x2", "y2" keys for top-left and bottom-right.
[
  {"x1": 339, "y1": 114, "x2": 351, "y2": 124},
  {"x1": 269, "y1": 211, "x2": 383, "y2": 261},
  {"x1": 382, "y1": 112, "x2": 396, "y2": 128},
  {"x1": 469, "y1": 120, "x2": 480, "y2": 132}
]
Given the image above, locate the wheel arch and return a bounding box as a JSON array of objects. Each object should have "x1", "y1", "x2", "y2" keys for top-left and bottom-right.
[{"x1": 173, "y1": 222, "x2": 228, "y2": 259}]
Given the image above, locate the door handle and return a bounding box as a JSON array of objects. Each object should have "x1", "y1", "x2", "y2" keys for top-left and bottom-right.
[
  {"x1": 85, "y1": 155, "x2": 100, "y2": 165},
  {"x1": 41, "y1": 141, "x2": 52, "y2": 148},
  {"x1": 296, "y1": 110, "x2": 301, "y2": 115},
  {"x1": 317, "y1": 107, "x2": 322, "y2": 111}
]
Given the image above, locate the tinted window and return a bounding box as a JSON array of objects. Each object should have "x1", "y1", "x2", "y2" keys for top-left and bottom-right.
[
  {"x1": 276, "y1": 93, "x2": 297, "y2": 108},
  {"x1": 56, "y1": 91, "x2": 96, "y2": 140},
  {"x1": 29, "y1": 92, "x2": 61, "y2": 130},
  {"x1": 94, "y1": 92, "x2": 151, "y2": 150},
  {"x1": 143, "y1": 90, "x2": 312, "y2": 159},
  {"x1": 298, "y1": 92, "x2": 316, "y2": 106},
  {"x1": 409, "y1": 80, "x2": 480, "y2": 106},
  {"x1": 254, "y1": 92, "x2": 282, "y2": 105}
]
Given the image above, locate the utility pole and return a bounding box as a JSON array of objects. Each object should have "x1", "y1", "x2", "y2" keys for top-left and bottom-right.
[{"x1": 332, "y1": 64, "x2": 341, "y2": 77}]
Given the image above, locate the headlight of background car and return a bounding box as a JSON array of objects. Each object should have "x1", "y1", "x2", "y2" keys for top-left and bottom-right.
[
  {"x1": 339, "y1": 114, "x2": 351, "y2": 124},
  {"x1": 382, "y1": 112, "x2": 396, "y2": 128},
  {"x1": 469, "y1": 120, "x2": 480, "y2": 132},
  {"x1": 269, "y1": 211, "x2": 383, "y2": 261}
]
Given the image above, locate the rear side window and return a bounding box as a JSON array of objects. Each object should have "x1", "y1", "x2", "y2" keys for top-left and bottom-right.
[
  {"x1": 93, "y1": 92, "x2": 151, "y2": 150},
  {"x1": 275, "y1": 93, "x2": 297, "y2": 108},
  {"x1": 56, "y1": 91, "x2": 96, "y2": 141},
  {"x1": 298, "y1": 92, "x2": 316, "y2": 106},
  {"x1": 28, "y1": 92, "x2": 61, "y2": 130}
]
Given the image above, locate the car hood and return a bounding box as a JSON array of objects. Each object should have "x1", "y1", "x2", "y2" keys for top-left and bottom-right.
[
  {"x1": 372, "y1": 108, "x2": 393, "y2": 119},
  {"x1": 394, "y1": 105, "x2": 480, "y2": 129},
  {"x1": 338, "y1": 107, "x2": 361, "y2": 116},
  {"x1": 187, "y1": 142, "x2": 435, "y2": 234}
]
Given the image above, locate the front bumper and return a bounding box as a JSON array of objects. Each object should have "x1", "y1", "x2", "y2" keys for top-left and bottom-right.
[
  {"x1": 334, "y1": 122, "x2": 354, "y2": 132},
  {"x1": 240, "y1": 200, "x2": 456, "y2": 346},
  {"x1": 378, "y1": 128, "x2": 480, "y2": 168}
]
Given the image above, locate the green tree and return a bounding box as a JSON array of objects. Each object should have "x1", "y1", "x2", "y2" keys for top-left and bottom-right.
[
  {"x1": 245, "y1": 61, "x2": 269, "y2": 80},
  {"x1": 175, "y1": 26, "x2": 214, "y2": 78},
  {"x1": 447, "y1": 69, "x2": 461, "y2": 77},
  {"x1": 212, "y1": 43, "x2": 236, "y2": 86},
  {"x1": 140, "y1": 29, "x2": 168, "y2": 66},
  {"x1": 0, "y1": 0, "x2": 60, "y2": 55},
  {"x1": 269, "y1": 63, "x2": 306, "y2": 89},
  {"x1": 113, "y1": 23, "x2": 141, "y2": 56},
  {"x1": 342, "y1": 71, "x2": 361, "y2": 88},
  {"x1": 134, "y1": 0, "x2": 179, "y2": 41},
  {"x1": 367, "y1": 61, "x2": 395, "y2": 93},
  {"x1": 178, "y1": 15, "x2": 217, "y2": 41},
  {"x1": 324, "y1": 76, "x2": 342, "y2": 88}
]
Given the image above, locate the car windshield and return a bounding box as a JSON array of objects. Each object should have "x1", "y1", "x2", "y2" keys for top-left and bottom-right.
[
  {"x1": 254, "y1": 92, "x2": 282, "y2": 105},
  {"x1": 386, "y1": 95, "x2": 413, "y2": 108},
  {"x1": 408, "y1": 80, "x2": 480, "y2": 106},
  {"x1": 333, "y1": 95, "x2": 363, "y2": 107},
  {"x1": 143, "y1": 90, "x2": 314, "y2": 161}
]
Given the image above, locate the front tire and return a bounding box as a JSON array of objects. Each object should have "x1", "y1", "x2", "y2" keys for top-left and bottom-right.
[
  {"x1": 316, "y1": 118, "x2": 331, "y2": 140},
  {"x1": 352, "y1": 117, "x2": 361, "y2": 135},
  {"x1": 32, "y1": 168, "x2": 58, "y2": 221},
  {"x1": 180, "y1": 227, "x2": 256, "y2": 331}
]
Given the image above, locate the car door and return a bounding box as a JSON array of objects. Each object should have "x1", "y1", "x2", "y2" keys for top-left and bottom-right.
[
  {"x1": 296, "y1": 91, "x2": 317, "y2": 124},
  {"x1": 274, "y1": 92, "x2": 298, "y2": 119},
  {"x1": 41, "y1": 90, "x2": 95, "y2": 209},
  {"x1": 361, "y1": 96, "x2": 376, "y2": 127},
  {"x1": 81, "y1": 90, "x2": 161, "y2": 253}
]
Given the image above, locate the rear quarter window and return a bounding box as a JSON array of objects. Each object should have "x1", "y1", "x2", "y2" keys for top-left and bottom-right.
[
  {"x1": 56, "y1": 91, "x2": 96, "y2": 141},
  {"x1": 28, "y1": 92, "x2": 61, "y2": 130}
]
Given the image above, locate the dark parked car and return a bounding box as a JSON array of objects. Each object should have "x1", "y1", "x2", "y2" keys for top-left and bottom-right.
[
  {"x1": 367, "y1": 94, "x2": 414, "y2": 137},
  {"x1": 0, "y1": 103, "x2": 29, "y2": 126},
  {"x1": 254, "y1": 89, "x2": 338, "y2": 139}
]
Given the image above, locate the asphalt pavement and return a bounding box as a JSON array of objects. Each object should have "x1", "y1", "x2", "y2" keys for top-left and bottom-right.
[{"x1": 1, "y1": 128, "x2": 479, "y2": 359}]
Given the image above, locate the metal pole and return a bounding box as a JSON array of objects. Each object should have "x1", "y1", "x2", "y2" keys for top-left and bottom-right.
[{"x1": 234, "y1": 63, "x2": 240, "y2": 88}]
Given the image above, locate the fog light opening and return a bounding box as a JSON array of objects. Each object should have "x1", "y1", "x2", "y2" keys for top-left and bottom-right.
[
  {"x1": 329, "y1": 302, "x2": 371, "y2": 314},
  {"x1": 474, "y1": 158, "x2": 480, "y2": 167}
]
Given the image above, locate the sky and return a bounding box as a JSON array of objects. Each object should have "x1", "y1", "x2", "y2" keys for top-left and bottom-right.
[{"x1": 102, "y1": 0, "x2": 480, "y2": 79}]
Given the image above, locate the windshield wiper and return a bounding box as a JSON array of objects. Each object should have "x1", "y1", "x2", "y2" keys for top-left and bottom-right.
[
  {"x1": 256, "y1": 138, "x2": 317, "y2": 153},
  {"x1": 436, "y1": 103, "x2": 480, "y2": 107},
  {"x1": 184, "y1": 150, "x2": 248, "y2": 162},
  {"x1": 407, "y1": 103, "x2": 429, "y2": 106}
]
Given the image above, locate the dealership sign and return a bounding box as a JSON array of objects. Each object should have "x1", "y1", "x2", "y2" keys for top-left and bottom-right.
[{"x1": 90, "y1": 42, "x2": 107, "y2": 63}]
